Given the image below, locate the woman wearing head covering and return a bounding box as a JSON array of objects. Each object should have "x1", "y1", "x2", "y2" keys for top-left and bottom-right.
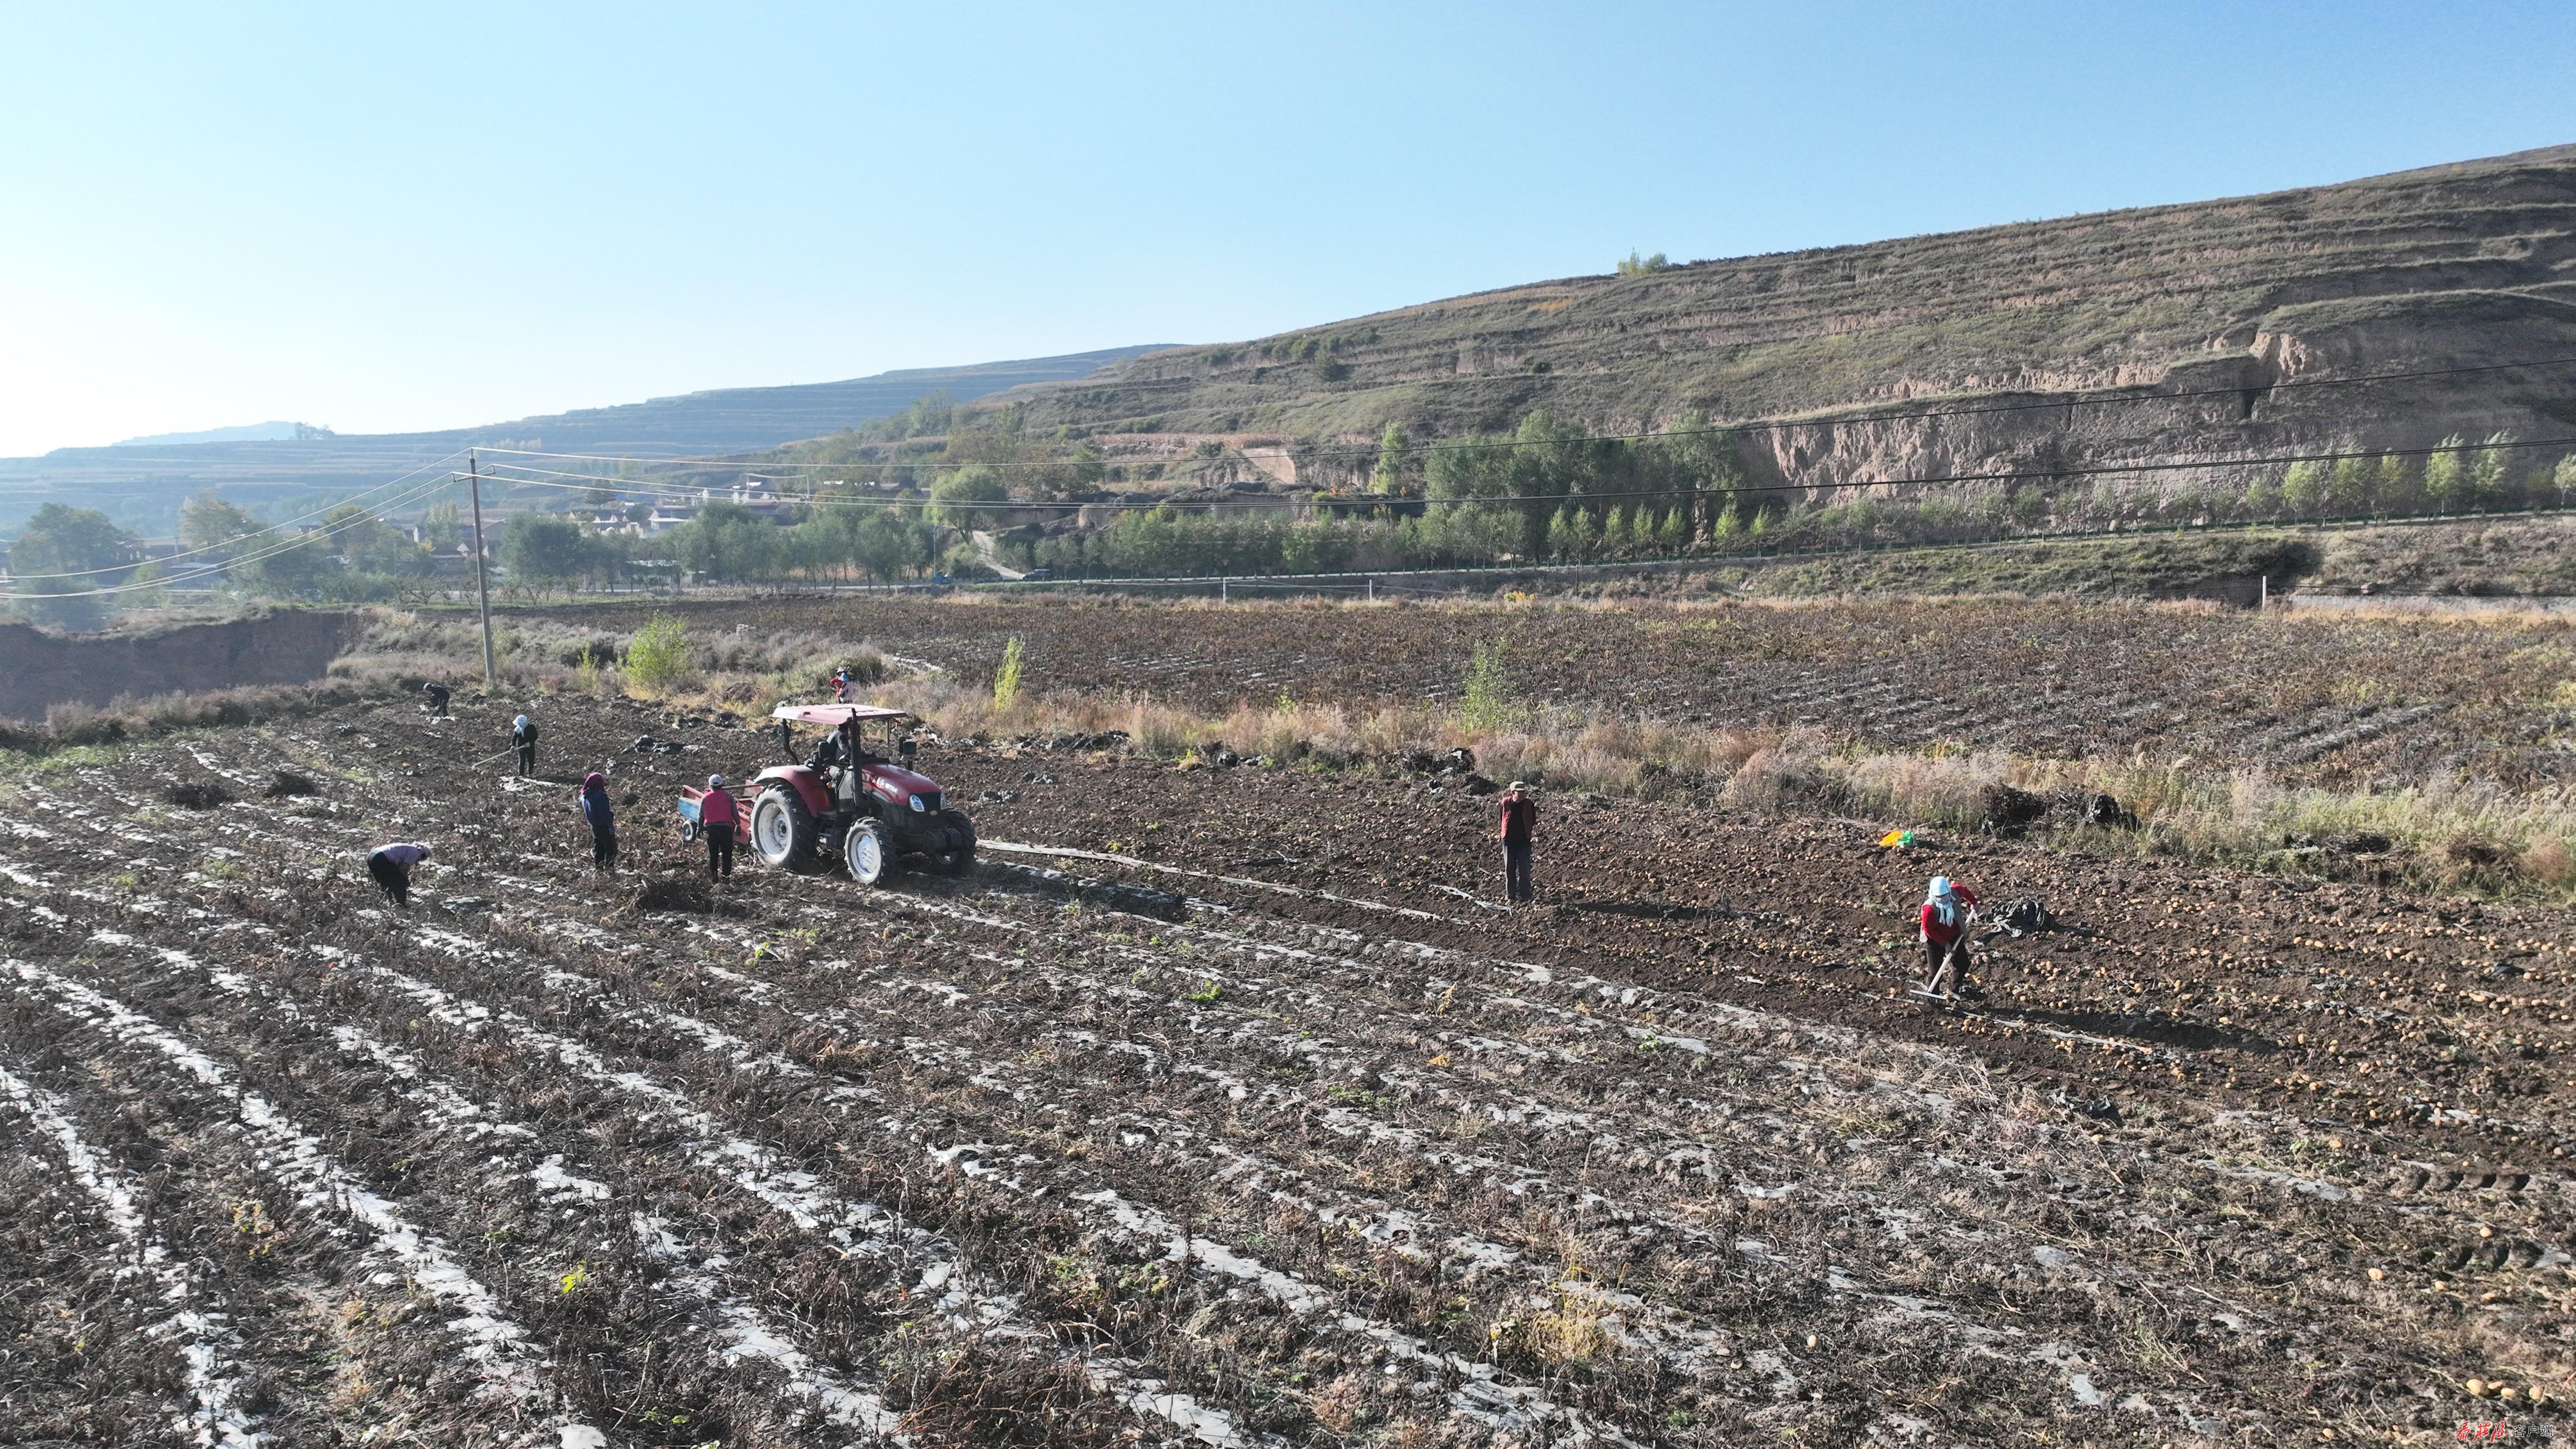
[
  {"x1": 1919, "y1": 875, "x2": 1981, "y2": 996},
  {"x1": 698, "y1": 774, "x2": 739, "y2": 881},
  {"x1": 577, "y1": 771, "x2": 617, "y2": 872},
  {"x1": 1497, "y1": 781, "x2": 1538, "y2": 907},
  {"x1": 512, "y1": 713, "x2": 540, "y2": 778},
  {"x1": 366, "y1": 842, "x2": 432, "y2": 907}
]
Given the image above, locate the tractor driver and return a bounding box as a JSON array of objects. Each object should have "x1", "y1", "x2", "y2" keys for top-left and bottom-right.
[
  {"x1": 806, "y1": 717, "x2": 880, "y2": 780},
  {"x1": 805, "y1": 725, "x2": 844, "y2": 776}
]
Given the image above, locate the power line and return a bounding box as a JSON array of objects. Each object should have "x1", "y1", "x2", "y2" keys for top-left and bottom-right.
[
  {"x1": 17, "y1": 449, "x2": 472, "y2": 577},
  {"x1": 467, "y1": 352, "x2": 2576, "y2": 472},
  {"x1": 16, "y1": 474, "x2": 462, "y2": 598}
]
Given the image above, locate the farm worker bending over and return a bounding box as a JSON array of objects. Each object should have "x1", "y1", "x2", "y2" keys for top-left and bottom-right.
[
  {"x1": 578, "y1": 772, "x2": 618, "y2": 872},
  {"x1": 1498, "y1": 781, "x2": 1538, "y2": 907},
  {"x1": 366, "y1": 842, "x2": 432, "y2": 907},
  {"x1": 1919, "y1": 875, "x2": 1980, "y2": 996},
  {"x1": 421, "y1": 681, "x2": 450, "y2": 715},
  {"x1": 512, "y1": 714, "x2": 540, "y2": 778},
  {"x1": 699, "y1": 774, "x2": 738, "y2": 881}
]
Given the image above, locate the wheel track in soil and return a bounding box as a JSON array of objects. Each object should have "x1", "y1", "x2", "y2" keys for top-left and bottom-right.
[
  {"x1": 25, "y1": 742, "x2": 2514, "y2": 1433},
  {"x1": 25, "y1": 711, "x2": 2576, "y2": 1444}
]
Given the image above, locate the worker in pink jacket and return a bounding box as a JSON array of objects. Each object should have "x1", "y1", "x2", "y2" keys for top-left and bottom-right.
[
  {"x1": 699, "y1": 775, "x2": 739, "y2": 881},
  {"x1": 1919, "y1": 875, "x2": 1981, "y2": 997}
]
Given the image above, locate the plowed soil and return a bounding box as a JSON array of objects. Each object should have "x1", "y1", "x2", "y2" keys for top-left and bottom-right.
[
  {"x1": 4, "y1": 687, "x2": 2571, "y2": 1447},
  {"x1": 534, "y1": 594, "x2": 2576, "y2": 786}
]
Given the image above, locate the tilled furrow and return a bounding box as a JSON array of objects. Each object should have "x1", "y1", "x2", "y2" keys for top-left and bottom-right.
[
  {"x1": 63, "y1": 915, "x2": 926, "y2": 1447},
  {"x1": 10, "y1": 860, "x2": 1229, "y2": 1449},
  {"x1": 0, "y1": 953, "x2": 562, "y2": 1431},
  {"x1": 49, "y1": 726, "x2": 2564, "y2": 1440},
  {"x1": 0, "y1": 1055, "x2": 264, "y2": 1448}
]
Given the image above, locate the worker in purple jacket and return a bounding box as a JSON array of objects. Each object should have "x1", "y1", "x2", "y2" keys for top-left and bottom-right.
[
  {"x1": 578, "y1": 772, "x2": 618, "y2": 872},
  {"x1": 366, "y1": 842, "x2": 432, "y2": 907}
]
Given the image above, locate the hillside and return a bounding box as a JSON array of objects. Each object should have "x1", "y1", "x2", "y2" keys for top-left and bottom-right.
[
  {"x1": 0, "y1": 345, "x2": 1166, "y2": 535},
  {"x1": 1010, "y1": 145, "x2": 2576, "y2": 492}
]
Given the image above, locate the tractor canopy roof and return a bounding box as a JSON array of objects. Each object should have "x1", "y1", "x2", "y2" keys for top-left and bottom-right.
[{"x1": 770, "y1": 702, "x2": 914, "y2": 726}]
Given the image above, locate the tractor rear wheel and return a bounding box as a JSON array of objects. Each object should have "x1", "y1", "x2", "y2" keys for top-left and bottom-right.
[
  {"x1": 749, "y1": 786, "x2": 815, "y2": 869},
  {"x1": 845, "y1": 819, "x2": 892, "y2": 886}
]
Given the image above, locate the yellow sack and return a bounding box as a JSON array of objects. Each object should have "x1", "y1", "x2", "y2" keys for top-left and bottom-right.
[{"x1": 1878, "y1": 829, "x2": 1913, "y2": 848}]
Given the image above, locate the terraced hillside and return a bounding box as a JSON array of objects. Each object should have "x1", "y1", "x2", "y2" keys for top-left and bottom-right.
[
  {"x1": 1014, "y1": 145, "x2": 2576, "y2": 491},
  {"x1": 3, "y1": 693, "x2": 2570, "y2": 1446}
]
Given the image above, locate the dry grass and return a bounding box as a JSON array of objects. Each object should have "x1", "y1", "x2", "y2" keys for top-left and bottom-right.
[{"x1": 347, "y1": 606, "x2": 2576, "y2": 902}]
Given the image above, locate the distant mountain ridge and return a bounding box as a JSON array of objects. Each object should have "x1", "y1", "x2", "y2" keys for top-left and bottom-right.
[
  {"x1": 1, "y1": 345, "x2": 1171, "y2": 533},
  {"x1": 114, "y1": 421, "x2": 322, "y2": 447}
]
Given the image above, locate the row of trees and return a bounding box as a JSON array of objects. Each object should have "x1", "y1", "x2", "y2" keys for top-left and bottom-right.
[
  {"x1": 493, "y1": 501, "x2": 945, "y2": 591},
  {"x1": 1025, "y1": 433, "x2": 2576, "y2": 577}
]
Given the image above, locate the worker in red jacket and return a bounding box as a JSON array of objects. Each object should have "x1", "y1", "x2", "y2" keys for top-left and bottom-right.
[
  {"x1": 1497, "y1": 781, "x2": 1537, "y2": 907},
  {"x1": 1919, "y1": 875, "x2": 1981, "y2": 996},
  {"x1": 699, "y1": 774, "x2": 739, "y2": 881}
]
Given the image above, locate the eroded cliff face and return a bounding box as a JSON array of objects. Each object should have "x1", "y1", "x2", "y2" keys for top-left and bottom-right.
[
  {"x1": 1731, "y1": 292, "x2": 2576, "y2": 494},
  {"x1": 1021, "y1": 144, "x2": 2576, "y2": 492},
  {"x1": 0, "y1": 610, "x2": 361, "y2": 722}
]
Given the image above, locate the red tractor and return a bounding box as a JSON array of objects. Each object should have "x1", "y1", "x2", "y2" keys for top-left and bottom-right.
[{"x1": 744, "y1": 704, "x2": 975, "y2": 885}]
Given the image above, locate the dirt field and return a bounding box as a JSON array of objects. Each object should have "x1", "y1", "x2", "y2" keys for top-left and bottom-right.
[
  {"x1": 527, "y1": 594, "x2": 2576, "y2": 788},
  {"x1": 3, "y1": 684, "x2": 2569, "y2": 1447}
]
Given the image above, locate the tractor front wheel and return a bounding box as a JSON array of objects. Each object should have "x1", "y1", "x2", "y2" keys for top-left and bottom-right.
[
  {"x1": 845, "y1": 819, "x2": 892, "y2": 886},
  {"x1": 938, "y1": 808, "x2": 977, "y2": 875},
  {"x1": 749, "y1": 786, "x2": 816, "y2": 870}
]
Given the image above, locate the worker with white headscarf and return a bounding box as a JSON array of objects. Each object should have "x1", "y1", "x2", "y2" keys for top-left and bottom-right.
[{"x1": 1919, "y1": 874, "x2": 1981, "y2": 997}]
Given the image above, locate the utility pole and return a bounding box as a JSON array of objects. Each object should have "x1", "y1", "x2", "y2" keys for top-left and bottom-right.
[{"x1": 468, "y1": 451, "x2": 497, "y2": 687}]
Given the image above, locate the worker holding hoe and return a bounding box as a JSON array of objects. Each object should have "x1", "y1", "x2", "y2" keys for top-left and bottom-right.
[
  {"x1": 365, "y1": 841, "x2": 432, "y2": 907},
  {"x1": 578, "y1": 771, "x2": 618, "y2": 873},
  {"x1": 1919, "y1": 874, "x2": 1981, "y2": 998},
  {"x1": 1498, "y1": 781, "x2": 1538, "y2": 907},
  {"x1": 512, "y1": 713, "x2": 540, "y2": 777},
  {"x1": 699, "y1": 774, "x2": 738, "y2": 881}
]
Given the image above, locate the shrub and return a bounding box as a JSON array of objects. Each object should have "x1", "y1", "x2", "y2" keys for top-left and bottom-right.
[
  {"x1": 1455, "y1": 641, "x2": 1521, "y2": 731},
  {"x1": 992, "y1": 636, "x2": 1025, "y2": 709},
  {"x1": 624, "y1": 614, "x2": 695, "y2": 696}
]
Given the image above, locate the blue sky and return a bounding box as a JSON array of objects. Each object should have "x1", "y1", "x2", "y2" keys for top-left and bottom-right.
[{"x1": 4, "y1": 1, "x2": 2573, "y2": 457}]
